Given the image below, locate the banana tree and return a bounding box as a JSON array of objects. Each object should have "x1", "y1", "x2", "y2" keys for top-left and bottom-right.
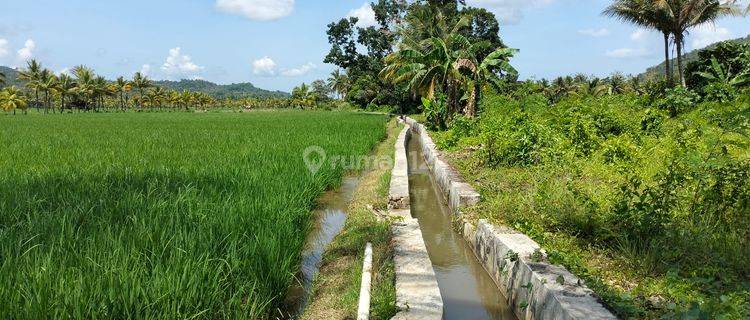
[
  {"x1": 454, "y1": 44, "x2": 518, "y2": 117},
  {"x1": 694, "y1": 56, "x2": 750, "y2": 87}
]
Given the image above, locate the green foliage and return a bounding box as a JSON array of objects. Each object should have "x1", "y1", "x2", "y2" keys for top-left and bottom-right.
[
  {"x1": 421, "y1": 95, "x2": 448, "y2": 130},
  {"x1": 0, "y1": 112, "x2": 388, "y2": 319},
  {"x1": 701, "y1": 81, "x2": 738, "y2": 103},
  {"x1": 686, "y1": 40, "x2": 750, "y2": 90},
  {"x1": 433, "y1": 89, "x2": 750, "y2": 319},
  {"x1": 656, "y1": 86, "x2": 700, "y2": 117}
]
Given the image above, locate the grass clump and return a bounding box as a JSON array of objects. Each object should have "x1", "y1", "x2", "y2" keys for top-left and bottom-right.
[{"x1": 0, "y1": 111, "x2": 387, "y2": 319}]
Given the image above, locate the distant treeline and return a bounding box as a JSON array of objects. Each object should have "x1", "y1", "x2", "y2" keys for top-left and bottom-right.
[{"x1": 0, "y1": 66, "x2": 289, "y2": 100}]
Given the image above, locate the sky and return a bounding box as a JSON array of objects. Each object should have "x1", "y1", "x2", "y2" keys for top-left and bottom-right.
[{"x1": 1, "y1": 0, "x2": 748, "y2": 91}]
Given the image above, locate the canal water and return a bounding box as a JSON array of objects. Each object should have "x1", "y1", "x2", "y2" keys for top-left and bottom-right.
[
  {"x1": 407, "y1": 136, "x2": 517, "y2": 320},
  {"x1": 282, "y1": 175, "x2": 361, "y2": 319}
]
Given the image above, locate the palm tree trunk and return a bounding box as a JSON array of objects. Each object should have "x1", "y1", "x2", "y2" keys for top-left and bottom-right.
[
  {"x1": 663, "y1": 32, "x2": 672, "y2": 86},
  {"x1": 34, "y1": 89, "x2": 40, "y2": 112},
  {"x1": 676, "y1": 35, "x2": 686, "y2": 87}
]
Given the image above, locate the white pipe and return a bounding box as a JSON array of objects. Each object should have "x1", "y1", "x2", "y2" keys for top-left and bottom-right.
[{"x1": 357, "y1": 242, "x2": 373, "y2": 320}]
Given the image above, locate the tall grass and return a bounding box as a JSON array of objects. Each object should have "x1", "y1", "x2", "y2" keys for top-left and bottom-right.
[
  {"x1": 433, "y1": 92, "x2": 750, "y2": 318},
  {"x1": 0, "y1": 111, "x2": 387, "y2": 319}
]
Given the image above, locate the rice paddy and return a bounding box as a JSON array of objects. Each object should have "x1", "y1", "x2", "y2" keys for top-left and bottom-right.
[{"x1": 0, "y1": 111, "x2": 388, "y2": 319}]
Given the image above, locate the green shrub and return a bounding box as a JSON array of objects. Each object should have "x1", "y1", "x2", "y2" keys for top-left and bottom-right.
[
  {"x1": 701, "y1": 82, "x2": 737, "y2": 103},
  {"x1": 656, "y1": 87, "x2": 700, "y2": 118},
  {"x1": 481, "y1": 112, "x2": 552, "y2": 167},
  {"x1": 641, "y1": 108, "x2": 667, "y2": 133}
]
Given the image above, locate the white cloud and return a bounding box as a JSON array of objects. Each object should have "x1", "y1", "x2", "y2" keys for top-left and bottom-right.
[
  {"x1": 691, "y1": 23, "x2": 732, "y2": 50},
  {"x1": 58, "y1": 67, "x2": 71, "y2": 76},
  {"x1": 216, "y1": 0, "x2": 294, "y2": 21},
  {"x1": 281, "y1": 62, "x2": 316, "y2": 77},
  {"x1": 630, "y1": 28, "x2": 649, "y2": 41},
  {"x1": 466, "y1": 0, "x2": 555, "y2": 25},
  {"x1": 0, "y1": 38, "x2": 8, "y2": 58},
  {"x1": 347, "y1": 3, "x2": 377, "y2": 28},
  {"x1": 606, "y1": 47, "x2": 650, "y2": 59},
  {"x1": 161, "y1": 47, "x2": 204, "y2": 79},
  {"x1": 253, "y1": 56, "x2": 277, "y2": 76},
  {"x1": 140, "y1": 64, "x2": 152, "y2": 77},
  {"x1": 578, "y1": 28, "x2": 610, "y2": 37},
  {"x1": 16, "y1": 39, "x2": 35, "y2": 61}
]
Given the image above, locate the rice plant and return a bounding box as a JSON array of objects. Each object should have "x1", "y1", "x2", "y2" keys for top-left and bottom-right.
[{"x1": 0, "y1": 111, "x2": 387, "y2": 319}]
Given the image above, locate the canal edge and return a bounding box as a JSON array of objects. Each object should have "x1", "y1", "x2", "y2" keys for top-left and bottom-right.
[
  {"x1": 404, "y1": 117, "x2": 619, "y2": 320},
  {"x1": 388, "y1": 123, "x2": 444, "y2": 320}
]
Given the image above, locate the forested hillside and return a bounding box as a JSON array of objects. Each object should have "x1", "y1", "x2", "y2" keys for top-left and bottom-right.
[
  {"x1": 640, "y1": 34, "x2": 750, "y2": 79},
  {"x1": 154, "y1": 79, "x2": 289, "y2": 99}
]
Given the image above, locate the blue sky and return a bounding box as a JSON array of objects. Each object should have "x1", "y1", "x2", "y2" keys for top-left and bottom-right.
[{"x1": 1, "y1": 0, "x2": 748, "y2": 91}]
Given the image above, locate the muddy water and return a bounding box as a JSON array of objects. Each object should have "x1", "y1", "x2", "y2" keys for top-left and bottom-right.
[
  {"x1": 282, "y1": 176, "x2": 361, "y2": 319},
  {"x1": 407, "y1": 136, "x2": 517, "y2": 320}
]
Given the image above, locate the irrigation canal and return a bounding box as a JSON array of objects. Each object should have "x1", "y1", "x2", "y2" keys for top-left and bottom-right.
[{"x1": 407, "y1": 136, "x2": 517, "y2": 320}]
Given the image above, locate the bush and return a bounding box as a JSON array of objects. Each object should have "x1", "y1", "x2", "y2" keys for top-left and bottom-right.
[
  {"x1": 481, "y1": 112, "x2": 552, "y2": 167},
  {"x1": 656, "y1": 87, "x2": 700, "y2": 117},
  {"x1": 701, "y1": 82, "x2": 737, "y2": 103},
  {"x1": 641, "y1": 108, "x2": 667, "y2": 133}
]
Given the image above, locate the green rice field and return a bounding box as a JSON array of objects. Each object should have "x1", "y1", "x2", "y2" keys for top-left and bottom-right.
[{"x1": 0, "y1": 111, "x2": 388, "y2": 319}]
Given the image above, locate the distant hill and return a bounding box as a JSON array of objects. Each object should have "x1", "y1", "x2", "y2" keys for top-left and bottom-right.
[
  {"x1": 154, "y1": 79, "x2": 289, "y2": 99},
  {"x1": 0, "y1": 66, "x2": 288, "y2": 99},
  {"x1": 640, "y1": 35, "x2": 750, "y2": 79},
  {"x1": 0, "y1": 66, "x2": 22, "y2": 88}
]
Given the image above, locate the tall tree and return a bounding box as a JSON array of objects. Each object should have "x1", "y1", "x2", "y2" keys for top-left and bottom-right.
[
  {"x1": 328, "y1": 69, "x2": 351, "y2": 99},
  {"x1": 604, "y1": 0, "x2": 675, "y2": 84},
  {"x1": 0, "y1": 86, "x2": 29, "y2": 115},
  {"x1": 113, "y1": 76, "x2": 131, "y2": 111},
  {"x1": 131, "y1": 72, "x2": 153, "y2": 109},
  {"x1": 17, "y1": 59, "x2": 43, "y2": 112},
  {"x1": 38, "y1": 69, "x2": 57, "y2": 114},
  {"x1": 72, "y1": 65, "x2": 96, "y2": 111},
  {"x1": 454, "y1": 46, "x2": 518, "y2": 117},
  {"x1": 656, "y1": 0, "x2": 740, "y2": 86},
  {"x1": 56, "y1": 73, "x2": 76, "y2": 113},
  {"x1": 0, "y1": 72, "x2": 5, "y2": 87}
]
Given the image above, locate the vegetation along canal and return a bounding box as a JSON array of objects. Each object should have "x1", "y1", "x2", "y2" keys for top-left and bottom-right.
[
  {"x1": 283, "y1": 175, "x2": 362, "y2": 318},
  {"x1": 407, "y1": 136, "x2": 517, "y2": 320}
]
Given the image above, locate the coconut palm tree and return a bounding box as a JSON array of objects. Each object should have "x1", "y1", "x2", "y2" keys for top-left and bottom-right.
[
  {"x1": 91, "y1": 76, "x2": 110, "y2": 112},
  {"x1": 72, "y1": 65, "x2": 96, "y2": 111},
  {"x1": 0, "y1": 72, "x2": 6, "y2": 87},
  {"x1": 656, "y1": 0, "x2": 741, "y2": 86},
  {"x1": 580, "y1": 78, "x2": 612, "y2": 97},
  {"x1": 381, "y1": 12, "x2": 471, "y2": 103},
  {"x1": 17, "y1": 59, "x2": 43, "y2": 112},
  {"x1": 0, "y1": 86, "x2": 29, "y2": 115},
  {"x1": 113, "y1": 76, "x2": 131, "y2": 111},
  {"x1": 328, "y1": 69, "x2": 350, "y2": 99},
  {"x1": 37, "y1": 69, "x2": 57, "y2": 113},
  {"x1": 131, "y1": 72, "x2": 153, "y2": 109},
  {"x1": 149, "y1": 87, "x2": 167, "y2": 110},
  {"x1": 56, "y1": 73, "x2": 76, "y2": 113},
  {"x1": 604, "y1": 0, "x2": 675, "y2": 84}
]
